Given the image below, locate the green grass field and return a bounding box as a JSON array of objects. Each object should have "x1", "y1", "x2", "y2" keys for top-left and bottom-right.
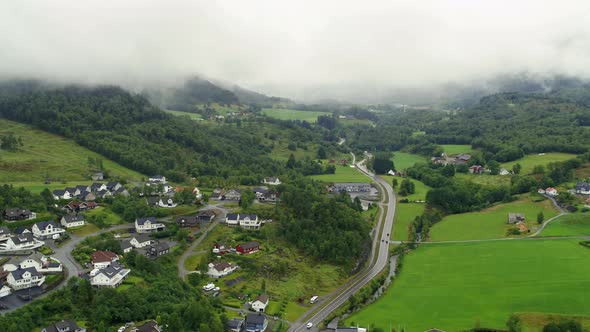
[
  {"x1": 392, "y1": 203, "x2": 425, "y2": 241},
  {"x1": 262, "y1": 108, "x2": 330, "y2": 122},
  {"x1": 164, "y1": 109, "x2": 204, "y2": 120},
  {"x1": 539, "y1": 214, "x2": 590, "y2": 237},
  {"x1": 347, "y1": 239, "x2": 590, "y2": 331},
  {"x1": 456, "y1": 173, "x2": 512, "y2": 187},
  {"x1": 502, "y1": 153, "x2": 577, "y2": 175},
  {"x1": 392, "y1": 152, "x2": 426, "y2": 170},
  {"x1": 0, "y1": 118, "x2": 144, "y2": 183},
  {"x1": 310, "y1": 165, "x2": 371, "y2": 183},
  {"x1": 429, "y1": 198, "x2": 559, "y2": 241},
  {"x1": 85, "y1": 208, "x2": 125, "y2": 226},
  {"x1": 392, "y1": 177, "x2": 431, "y2": 201},
  {"x1": 441, "y1": 144, "x2": 472, "y2": 155}
]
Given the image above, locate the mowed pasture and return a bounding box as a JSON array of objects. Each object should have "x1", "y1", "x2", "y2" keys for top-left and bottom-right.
[
  {"x1": 501, "y1": 153, "x2": 577, "y2": 175},
  {"x1": 346, "y1": 239, "x2": 590, "y2": 331},
  {"x1": 262, "y1": 108, "x2": 330, "y2": 122},
  {"x1": 164, "y1": 109, "x2": 203, "y2": 120},
  {"x1": 429, "y1": 197, "x2": 559, "y2": 241},
  {"x1": 441, "y1": 144, "x2": 472, "y2": 155},
  {"x1": 392, "y1": 203, "x2": 425, "y2": 241},
  {"x1": 390, "y1": 177, "x2": 431, "y2": 202},
  {"x1": 540, "y1": 213, "x2": 590, "y2": 237},
  {"x1": 391, "y1": 151, "x2": 426, "y2": 171},
  {"x1": 0, "y1": 118, "x2": 144, "y2": 183},
  {"x1": 310, "y1": 165, "x2": 371, "y2": 183}
]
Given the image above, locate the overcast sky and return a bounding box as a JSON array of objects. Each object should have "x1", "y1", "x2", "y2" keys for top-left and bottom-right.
[{"x1": 2, "y1": 0, "x2": 590, "y2": 100}]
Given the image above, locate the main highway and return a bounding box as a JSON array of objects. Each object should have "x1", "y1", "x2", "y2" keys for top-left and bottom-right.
[{"x1": 289, "y1": 154, "x2": 397, "y2": 331}]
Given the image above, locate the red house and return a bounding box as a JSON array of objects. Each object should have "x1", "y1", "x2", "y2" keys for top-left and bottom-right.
[{"x1": 236, "y1": 241, "x2": 260, "y2": 254}]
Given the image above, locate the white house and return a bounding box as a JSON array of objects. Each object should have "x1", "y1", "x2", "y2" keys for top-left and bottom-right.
[
  {"x1": 52, "y1": 190, "x2": 72, "y2": 200},
  {"x1": 7, "y1": 267, "x2": 45, "y2": 290},
  {"x1": 130, "y1": 234, "x2": 153, "y2": 248},
  {"x1": 0, "y1": 283, "x2": 11, "y2": 298},
  {"x1": 41, "y1": 320, "x2": 86, "y2": 332},
  {"x1": 207, "y1": 262, "x2": 238, "y2": 278},
  {"x1": 60, "y1": 214, "x2": 85, "y2": 228},
  {"x1": 575, "y1": 182, "x2": 590, "y2": 195},
  {"x1": 120, "y1": 240, "x2": 133, "y2": 253},
  {"x1": 19, "y1": 253, "x2": 63, "y2": 273},
  {"x1": 263, "y1": 177, "x2": 281, "y2": 185},
  {"x1": 135, "y1": 217, "x2": 166, "y2": 233},
  {"x1": 545, "y1": 187, "x2": 558, "y2": 196},
  {"x1": 225, "y1": 214, "x2": 261, "y2": 230},
  {"x1": 193, "y1": 187, "x2": 203, "y2": 199},
  {"x1": 224, "y1": 189, "x2": 242, "y2": 201},
  {"x1": 32, "y1": 220, "x2": 65, "y2": 239},
  {"x1": 149, "y1": 175, "x2": 167, "y2": 183},
  {"x1": 250, "y1": 295, "x2": 269, "y2": 312},
  {"x1": 157, "y1": 197, "x2": 177, "y2": 208},
  {"x1": 91, "y1": 251, "x2": 119, "y2": 269},
  {"x1": 499, "y1": 168, "x2": 511, "y2": 176},
  {"x1": 90, "y1": 261, "x2": 130, "y2": 288},
  {"x1": 0, "y1": 233, "x2": 44, "y2": 251}
]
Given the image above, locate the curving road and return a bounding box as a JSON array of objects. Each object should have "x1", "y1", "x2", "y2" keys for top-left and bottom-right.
[{"x1": 288, "y1": 155, "x2": 396, "y2": 331}]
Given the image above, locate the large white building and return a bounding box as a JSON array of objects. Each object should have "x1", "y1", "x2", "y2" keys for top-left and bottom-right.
[
  {"x1": 0, "y1": 233, "x2": 44, "y2": 251},
  {"x1": 90, "y1": 261, "x2": 130, "y2": 288},
  {"x1": 32, "y1": 220, "x2": 65, "y2": 239},
  {"x1": 60, "y1": 215, "x2": 85, "y2": 228},
  {"x1": 225, "y1": 214, "x2": 261, "y2": 230},
  {"x1": 207, "y1": 262, "x2": 238, "y2": 278},
  {"x1": 7, "y1": 267, "x2": 45, "y2": 290},
  {"x1": 135, "y1": 217, "x2": 166, "y2": 233}
]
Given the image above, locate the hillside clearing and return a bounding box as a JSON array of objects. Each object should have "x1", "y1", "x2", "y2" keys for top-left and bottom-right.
[
  {"x1": 391, "y1": 152, "x2": 426, "y2": 171},
  {"x1": 501, "y1": 153, "x2": 577, "y2": 175},
  {"x1": 310, "y1": 165, "x2": 371, "y2": 183},
  {"x1": 262, "y1": 108, "x2": 330, "y2": 122}
]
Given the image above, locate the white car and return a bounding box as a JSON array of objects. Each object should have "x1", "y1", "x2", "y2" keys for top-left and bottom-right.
[{"x1": 306, "y1": 322, "x2": 313, "y2": 329}]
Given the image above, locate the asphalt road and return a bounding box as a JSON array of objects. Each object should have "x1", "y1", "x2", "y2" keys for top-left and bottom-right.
[{"x1": 288, "y1": 155, "x2": 396, "y2": 331}]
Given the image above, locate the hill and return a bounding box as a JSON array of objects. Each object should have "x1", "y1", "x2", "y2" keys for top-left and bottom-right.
[{"x1": 0, "y1": 118, "x2": 144, "y2": 184}]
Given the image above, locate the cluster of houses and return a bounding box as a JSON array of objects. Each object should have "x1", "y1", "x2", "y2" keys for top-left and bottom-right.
[
  {"x1": 0, "y1": 252, "x2": 63, "y2": 297},
  {"x1": 175, "y1": 210, "x2": 215, "y2": 227},
  {"x1": 52, "y1": 181, "x2": 128, "y2": 201},
  {"x1": 88, "y1": 250, "x2": 131, "y2": 287},
  {"x1": 213, "y1": 241, "x2": 261, "y2": 255},
  {"x1": 0, "y1": 219, "x2": 70, "y2": 252},
  {"x1": 120, "y1": 234, "x2": 171, "y2": 258},
  {"x1": 227, "y1": 313, "x2": 269, "y2": 332},
  {"x1": 432, "y1": 153, "x2": 472, "y2": 165},
  {"x1": 538, "y1": 187, "x2": 559, "y2": 197}
]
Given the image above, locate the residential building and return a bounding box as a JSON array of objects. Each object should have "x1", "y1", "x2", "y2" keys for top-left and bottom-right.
[
  {"x1": 7, "y1": 267, "x2": 45, "y2": 290},
  {"x1": 60, "y1": 215, "x2": 85, "y2": 228},
  {"x1": 90, "y1": 182, "x2": 107, "y2": 193},
  {"x1": 499, "y1": 168, "x2": 511, "y2": 176},
  {"x1": 224, "y1": 189, "x2": 242, "y2": 201},
  {"x1": 19, "y1": 253, "x2": 62, "y2": 273},
  {"x1": 0, "y1": 282, "x2": 11, "y2": 298},
  {"x1": 52, "y1": 190, "x2": 72, "y2": 200},
  {"x1": 90, "y1": 261, "x2": 130, "y2": 287},
  {"x1": 197, "y1": 210, "x2": 215, "y2": 223},
  {"x1": 32, "y1": 220, "x2": 65, "y2": 239},
  {"x1": 454, "y1": 154, "x2": 471, "y2": 164},
  {"x1": 207, "y1": 262, "x2": 238, "y2": 278},
  {"x1": 0, "y1": 226, "x2": 11, "y2": 240},
  {"x1": 176, "y1": 215, "x2": 198, "y2": 227},
  {"x1": 130, "y1": 234, "x2": 152, "y2": 248},
  {"x1": 134, "y1": 320, "x2": 162, "y2": 332},
  {"x1": 236, "y1": 241, "x2": 260, "y2": 254},
  {"x1": 3, "y1": 208, "x2": 36, "y2": 221},
  {"x1": 245, "y1": 313, "x2": 268, "y2": 332},
  {"x1": 225, "y1": 214, "x2": 261, "y2": 230},
  {"x1": 120, "y1": 240, "x2": 133, "y2": 253},
  {"x1": 148, "y1": 175, "x2": 167, "y2": 183},
  {"x1": 0, "y1": 233, "x2": 43, "y2": 251},
  {"x1": 91, "y1": 251, "x2": 119, "y2": 269},
  {"x1": 262, "y1": 177, "x2": 281, "y2": 185},
  {"x1": 507, "y1": 213, "x2": 525, "y2": 224},
  {"x1": 545, "y1": 187, "x2": 558, "y2": 196},
  {"x1": 227, "y1": 318, "x2": 244, "y2": 332},
  {"x1": 135, "y1": 217, "x2": 166, "y2": 233},
  {"x1": 41, "y1": 320, "x2": 86, "y2": 332},
  {"x1": 91, "y1": 172, "x2": 104, "y2": 181},
  {"x1": 469, "y1": 165, "x2": 483, "y2": 174},
  {"x1": 148, "y1": 242, "x2": 170, "y2": 257},
  {"x1": 575, "y1": 182, "x2": 590, "y2": 195},
  {"x1": 250, "y1": 295, "x2": 269, "y2": 312}
]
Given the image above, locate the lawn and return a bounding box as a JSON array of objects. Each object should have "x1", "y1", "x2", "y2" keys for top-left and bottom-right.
[
  {"x1": 539, "y1": 214, "x2": 590, "y2": 237},
  {"x1": 391, "y1": 152, "x2": 426, "y2": 171},
  {"x1": 184, "y1": 252, "x2": 206, "y2": 271},
  {"x1": 346, "y1": 239, "x2": 590, "y2": 331},
  {"x1": 309, "y1": 165, "x2": 371, "y2": 183},
  {"x1": 429, "y1": 197, "x2": 559, "y2": 241},
  {"x1": 441, "y1": 144, "x2": 472, "y2": 155},
  {"x1": 391, "y1": 177, "x2": 431, "y2": 202},
  {"x1": 0, "y1": 118, "x2": 144, "y2": 183},
  {"x1": 85, "y1": 208, "x2": 125, "y2": 226},
  {"x1": 70, "y1": 223, "x2": 101, "y2": 237},
  {"x1": 392, "y1": 203, "x2": 425, "y2": 241},
  {"x1": 262, "y1": 108, "x2": 330, "y2": 122},
  {"x1": 502, "y1": 153, "x2": 577, "y2": 175}
]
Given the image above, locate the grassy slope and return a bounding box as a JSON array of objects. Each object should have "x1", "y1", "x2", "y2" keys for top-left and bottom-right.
[
  {"x1": 441, "y1": 144, "x2": 472, "y2": 155},
  {"x1": 429, "y1": 197, "x2": 559, "y2": 241},
  {"x1": 540, "y1": 214, "x2": 590, "y2": 237},
  {"x1": 310, "y1": 165, "x2": 371, "y2": 183},
  {"x1": 164, "y1": 109, "x2": 203, "y2": 120},
  {"x1": 391, "y1": 177, "x2": 431, "y2": 201},
  {"x1": 392, "y1": 203, "x2": 425, "y2": 241},
  {"x1": 0, "y1": 118, "x2": 144, "y2": 184},
  {"x1": 502, "y1": 153, "x2": 577, "y2": 175},
  {"x1": 262, "y1": 108, "x2": 330, "y2": 122},
  {"x1": 456, "y1": 173, "x2": 512, "y2": 187},
  {"x1": 392, "y1": 152, "x2": 426, "y2": 171},
  {"x1": 347, "y1": 239, "x2": 590, "y2": 331}
]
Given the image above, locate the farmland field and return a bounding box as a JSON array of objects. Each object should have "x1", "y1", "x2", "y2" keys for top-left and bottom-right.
[
  {"x1": 429, "y1": 197, "x2": 559, "y2": 241},
  {"x1": 501, "y1": 153, "x2": 577, "y2": 175},
  {"x1": 392, "y1": 203, "x2": 425, "y2": 241},
  {"x1": 262, "y1": 108, "x2": 330, "y2": 122},
  {"x1": 390, "y1": 177, "x2": 431, "y2": 201},
  {"x1": 346, "y1": 239, "x2": 590, "y2": 331},
  {"x1": 310, "y1": 165, "x2": 371, "y2": 183},
  {"x1": 456, "y1": 173, "x2": 512, "y2": 187},
  {"x1": 441, "y1": 144, "x2": 472, "y2": 155},
  {"x1": 0, "y1": 118, "x2": 144, "y2": 183},
  {"x1": 391, "y1": 151, "x2": 426, "y2": 170},
  {"x1": 539, "y1": 213, "x2": 590, "y2": 237}
]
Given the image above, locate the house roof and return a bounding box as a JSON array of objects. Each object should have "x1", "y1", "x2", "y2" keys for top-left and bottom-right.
[
  {"x1": 135, "y1": 320, "x2": 161, "y2": 332},
  {"x1": 10, "y1": 267, "x2": 42, "y2": 280},
  {"x1": 245, "y1": 313, "x2": 267, "y2": 324},
  {"x1": 132, "y1": 234, "x2": 152, "y2": 243},
  {"x1": 576, "y1": 182, "x2": 590, "y2": 191},
  {"x1": 106, "y1": 181, "x2": 119, "y2": 189},
  {"x1": 136, "y1": 217, "x2": 158, "y2": 225},
  {"x1": 42, "y1": 320, "x2": 82, "y2": 332},
  {"x1": 11, "y1": 233, "x2": 34, "y2": 244},
  {"x1": 4, "y1": 207, "x2": 32, "y2": 217},
  {"x1": 226, "y1": 213, "x2": 239, "y2": 221},
  {"x1": 238, "y1": 241, "x2": 260, "y2": 250},
  {"x1": 146, "y1": 197, "x2": 159, "y2": 205},
  {"x1": 198, "y1": 210, "x2": 216, "y2": 217},
  {"x1": 14, "y1": 227, "x2": 31, "y2": 235},
  {"x1": 76, "y1": 185, "x2": 89, "y2": 191},
  {"x1": 81, "y1": 202, "x2": 98, "y2": 208},
  {"x1": 0, "y1": 226, "x2": 11, "y2": 235},
  {"x1": 213, "y1": 262, "x2": 232, "y2": 272},
  {"x1": 63, "y1": 214, "x2": 84, "y2": 223},
  {"x1": 52, "y1": 189, "x2": 66, "y2": 196},
  {"x1": 97, "y1": 261, "x2": 124, "y2": 278},
  {"x1": 176, "y1": 216, "x2": 198, "y2": 224},
  {"x1": 253, "y1": 294, "x2": 269, "y2": 304},
  {"x1": 90, "y1": 182, "x2": 104, "y2": 190},
  {"x1": 91, "y1": 251, "x2": 118, "y2": 264},
  {"x1": 152, "y1": 242, "x2": 170, "y2": 252},
  {"x1": 227, "y1": 318, "x2": 244, "y2": 330},
  {"x1": 120, "y1": 239, "x2": 133, "y2": 250},
  {"x1": 35, "y1": 220, "x2": 58, "y2": 231}
]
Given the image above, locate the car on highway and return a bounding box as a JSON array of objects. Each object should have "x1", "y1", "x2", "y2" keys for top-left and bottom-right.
[{"x1": 306, "y1": 322, "x2": 313, "y2": 329}]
